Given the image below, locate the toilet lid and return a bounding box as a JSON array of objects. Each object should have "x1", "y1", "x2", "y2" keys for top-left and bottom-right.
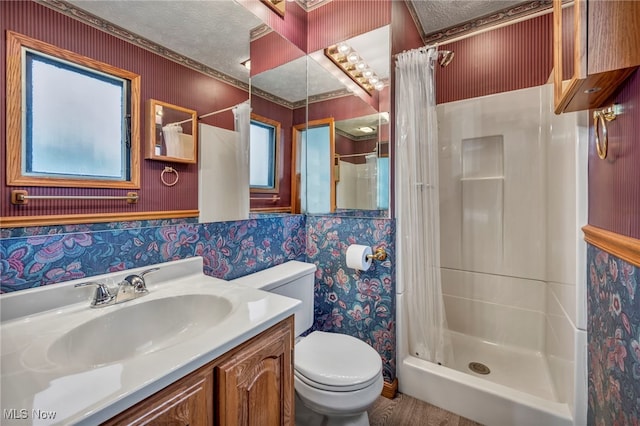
[{"x1": 294, "y1": 331, "x2": 382, "y2": 391}]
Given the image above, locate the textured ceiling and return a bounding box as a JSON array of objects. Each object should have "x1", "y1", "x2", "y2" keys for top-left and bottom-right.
[
  {"x1": 63, "y1": 0, "x2": 528, "y2": 117},
  {"x1": 410, "y1": 0, "x2": 524, "y2": 34}
]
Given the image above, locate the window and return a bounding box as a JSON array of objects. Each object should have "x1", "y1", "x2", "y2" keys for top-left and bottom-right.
[
  {"x1": 6, "y1": 31, "x2": 140, "y2": 189},
  {"x1": 249, "y1": 113, "x2": 280, "y2": 192}
]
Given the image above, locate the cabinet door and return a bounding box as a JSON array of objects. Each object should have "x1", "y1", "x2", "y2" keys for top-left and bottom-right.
[
  {"x1": 215, "y1": 317, "x2": 294, "y2": 426},
  {"x1": 102, "y1": 370, "x2": 213, "y2": 426},
  {"x1": 553, "y1": 0, "x2": 640, "y2": 113}
]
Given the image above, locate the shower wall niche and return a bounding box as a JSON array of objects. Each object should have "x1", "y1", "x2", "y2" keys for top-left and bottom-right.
[{"x1": 460, "y1": 135, "x2": 504, "y2": 275}]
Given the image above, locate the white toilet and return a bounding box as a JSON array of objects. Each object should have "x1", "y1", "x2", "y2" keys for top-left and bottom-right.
[{"x1": 232, "y1": 260, "x2": 384, "y2": 426}]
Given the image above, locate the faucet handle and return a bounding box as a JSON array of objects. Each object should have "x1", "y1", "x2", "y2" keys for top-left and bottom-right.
[
  {"x1": 123, "y1": 267, "x2": 159, "y2": 294},
  {"x1": 75, "y1": 281, "x2": 115, "y2": 307},
  {"x1": 140, "y1": 267, "x2": 160, "y2": 279}
]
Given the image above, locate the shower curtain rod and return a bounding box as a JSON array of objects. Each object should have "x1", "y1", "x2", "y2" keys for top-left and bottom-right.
[
  {"x1": 170, "y1": 100, "x2": 249, "y2": 125},
  {"x1": 337, "y1": 151, "x2": 378, "y2": 159},
  {"x1": 392, "y1": 43, "x2": 438, "y2": 58}
]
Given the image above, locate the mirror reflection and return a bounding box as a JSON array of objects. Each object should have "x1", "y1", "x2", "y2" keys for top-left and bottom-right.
[
  {"x1": 3, "y1": 0, "x2": 394, "y2": 231},
  {"x1": 304, "y1": 25, "x2": 391, "y2": 217},
  {"x1": 145, "y1": 99, "x2": 197, "y2": 163},
  {"x1": 335, "y1": 112, "x2": 390, "y2": 212},
  {"x1": 248, "y1": 25, "x2": 307, "y2": 212}
]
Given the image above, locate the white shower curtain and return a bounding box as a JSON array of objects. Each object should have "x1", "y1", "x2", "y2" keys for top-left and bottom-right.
[
  {"x1": 233, "y1": 101, "x2": 252, "y2": 217},
  {"x1": 395, "y1": 47, "x2": 451, "y2": 365}
]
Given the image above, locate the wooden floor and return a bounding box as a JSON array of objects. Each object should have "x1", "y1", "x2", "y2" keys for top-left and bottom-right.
[{"x1": 368, "y1": 393, "x2": 483, "y2": 426}]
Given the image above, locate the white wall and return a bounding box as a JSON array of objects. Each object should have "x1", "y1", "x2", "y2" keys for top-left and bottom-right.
[
  {"x1": 336, "y1": 160, "x2": 376, "y2": 210},
  {"x1": 438, "y1": 85, "x2": 547, "y2": 350},
  {"x1": 543, "y1": 85, "x2": 588, "y2": 422}
]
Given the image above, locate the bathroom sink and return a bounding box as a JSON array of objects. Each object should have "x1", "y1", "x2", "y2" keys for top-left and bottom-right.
[
  {"x1": 1, "y1": 257, "x2": 301, "y2": 425},
  {"x1": 47, "y1": 294, "x2": 232, "y2": 367}
]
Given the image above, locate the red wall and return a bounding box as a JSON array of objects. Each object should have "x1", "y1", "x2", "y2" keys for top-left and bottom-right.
[
  {"x1": 250, "y1": 30, "x2": 305, "y2": 77},
  {"x1": 307, "y1": 0, "x2": 391, "y2": 53},
  {"x1": 437, "y1": 13, "x2": 553, "y2": 104},
  {"x1": 308, "y1": 94, "x2": 378, "y2": 123},
  {"x1": 237, "y1": 0, "x2": 307, "y2": 53},
  {"x1": 335, "y1": 134, "x2": 377, "y2": 165},
  {"x1": 588, "y1": 69, "x2": 640, "y2": 239}
]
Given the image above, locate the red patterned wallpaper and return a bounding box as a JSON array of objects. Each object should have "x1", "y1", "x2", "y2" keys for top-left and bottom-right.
[
  {"x1": 0, "y1": 1, "x2": 248, "y2": 221},
  {"x1": 436, "y1": 13, "x2": 553, "y2": 104},
  {"x1": 307, "y1": 0, "x2": 391, "y2": 54},
  {"x1": 250, "y1": 30, "x2": 305, "y2": 77},
  {"x1": 308, "y1": 94, "x2": 378, "y2": 123},
  {"x1": 238, "y1": 0, "x2": 307, "y2": 53},
  {"x1": 588, "y1": 70, "x2": 640, "y2": 239}
]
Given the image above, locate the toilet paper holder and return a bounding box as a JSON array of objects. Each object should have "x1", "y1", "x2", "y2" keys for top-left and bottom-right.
[{"x1": 366, "y1": 247, "x2": 387, "y2": 262}]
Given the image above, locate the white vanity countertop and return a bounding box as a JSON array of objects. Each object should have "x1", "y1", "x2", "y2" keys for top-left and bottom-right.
[{"x1": 0, "y1": 257, "x2": 300, "y2": 425}]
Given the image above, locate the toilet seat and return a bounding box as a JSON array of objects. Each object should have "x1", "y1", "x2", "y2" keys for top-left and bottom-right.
[{"x1": 294, "y1": 331, "x2": 382, "y2": 392}]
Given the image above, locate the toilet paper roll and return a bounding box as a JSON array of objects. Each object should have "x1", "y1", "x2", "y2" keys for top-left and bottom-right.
[{"x1": 346, "y1": 244, "x2": 373, "y2": 271}]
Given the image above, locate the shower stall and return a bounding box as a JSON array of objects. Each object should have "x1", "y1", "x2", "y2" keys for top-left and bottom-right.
[{"x1": 396, "y1": 83, "x2": 588, "y2": 426}]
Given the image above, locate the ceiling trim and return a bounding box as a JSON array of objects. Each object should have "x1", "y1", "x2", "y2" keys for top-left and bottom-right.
[
  {"x1": 308, "y1": 88, "x2": 354, "y2": 105},
  {"x1": 250, "y1": 24, "x2": 273, "y2": 41},
  {"x1": 294, "y1": 0, "x2": 331, "y2": 12},
  {"x1": 408, "y1": 0, "x2": 553, "y2": 46},
  {"x1": 252, "y1": 87, "x2": 306, "y2": 109},
  {"x1": 36, "y1": 0, "x2": 249, "y2": 92}
]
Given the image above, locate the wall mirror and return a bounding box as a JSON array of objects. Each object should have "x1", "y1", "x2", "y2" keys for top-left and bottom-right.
[
  {"x1": 3, "y1": 1, "x2": 396, "y2": 231},
  {"x1": 248, "y1": 24, "x2": 307, "y2": 212},
  {"x1": 303, "y1": 25, "x2": 391, "y2": 217},
  {"x1": 145, "y1": 99, "x2": 197, "y2": 164}
]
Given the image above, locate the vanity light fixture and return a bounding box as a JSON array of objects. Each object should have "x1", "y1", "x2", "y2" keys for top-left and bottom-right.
[
  {"x1": 358, "y1": 126, "x2": 375, "y2": 133},
  {"x1": 241, "y1": 59, "x2": 251, "y2": 70},
  {"x1": 325, "y1": 43, "x2": 385, "y2": 96}
]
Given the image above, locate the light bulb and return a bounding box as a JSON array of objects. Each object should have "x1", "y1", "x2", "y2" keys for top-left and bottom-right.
[
  {"x1": 363, "y1": 69, "x2": 373, "y2": 78},
  {"x1": 368, "y1": 76, "x2": 379, "y2": 85},
  {"x1": 347, "y1": 52, "x2": 359, "y2": 63},
  {"x1": 337, "y1": 43, "x2": 350, "y2": 54},
  {"x1": 356, "y1": 61, "x2": 367, "y2": 70},
  {"x1": 374, "y1": 81, "x2": 385, "y2": 91}
]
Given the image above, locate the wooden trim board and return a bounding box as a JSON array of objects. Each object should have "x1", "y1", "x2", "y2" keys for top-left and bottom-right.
[{"x1": 583, "y1": 224, "x2": 640, "y2": 267}]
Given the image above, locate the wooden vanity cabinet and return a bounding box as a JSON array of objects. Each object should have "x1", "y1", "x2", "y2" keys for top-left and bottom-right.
[
  {"x1": 102, "y1": 317, "x2": 294, "y2": 426},
  {"x1": 215, "y1": 316, "x2": 294, "y2": 426},
  {"x1": 553, "y1": 0, "x2": 640, "y2": 113},
  {"x1": 102, "y1": 369, "x2": 214, "y2": 425}
]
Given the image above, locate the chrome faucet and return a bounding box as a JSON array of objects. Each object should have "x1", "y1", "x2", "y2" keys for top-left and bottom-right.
[
  {"x1": 115, "y1": 268, "x2": 159, "y2": 303},
  {"x1": 75, "y1": 267, "x2": 160, "y2": 308},
  {"x1": 74, "y1": 281, "x2": 115, "y2": 308}
]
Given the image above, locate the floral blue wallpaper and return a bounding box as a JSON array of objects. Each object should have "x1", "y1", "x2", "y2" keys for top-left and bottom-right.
[
  {"x1": 587, "y1": 244, "x2": 640, "y2": 426},
  {"x1": 1, "y1": 216, "x2": 306, "y2": 292},
  {"x1": 1, "y1": 213, "x2": 396, "y2": 384},
  {"x1": 306, "y1": 215, "x2": 396, "y2": 382}
]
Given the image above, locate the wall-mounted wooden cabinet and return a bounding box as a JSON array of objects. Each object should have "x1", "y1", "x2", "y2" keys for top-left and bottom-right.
[
  {"x1": 553, "y1": 0, "x2": 640, "y2": 114},
  {"x1": 103, "y1": 317, "x2": 294, "y2": 426}
]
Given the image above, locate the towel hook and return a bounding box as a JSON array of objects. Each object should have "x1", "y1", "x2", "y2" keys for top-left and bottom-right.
[{"x1": 593, "y1": 105, "x2": 621, "y2": 160}]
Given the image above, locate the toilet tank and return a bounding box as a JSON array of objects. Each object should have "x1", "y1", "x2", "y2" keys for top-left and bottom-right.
[{"x1": 231, "y1": 261, "x2": 316, "y2": 337}]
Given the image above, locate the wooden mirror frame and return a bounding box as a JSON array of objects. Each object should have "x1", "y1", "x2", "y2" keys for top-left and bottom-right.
[{"x1": 145, "y1": 99, "x2": 198, "y2": 164}]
